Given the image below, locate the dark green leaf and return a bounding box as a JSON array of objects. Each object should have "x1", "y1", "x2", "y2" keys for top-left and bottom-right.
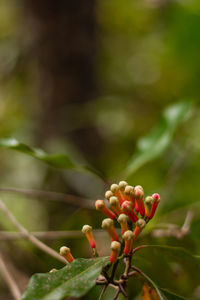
[
  {"x1": 134, "y1": 244, "x2": 200, "y2": 274},
  {"x1": 160, "y1": 288, "x2": 188, "y2": 300},
  {"x1": 0, "y1": 138, "x2": 103, "y2": 178},
  {"x1": 124, "y1": 101, "x2": 193, "y2": 177},
  {"x1": 133, "y1": 245, "x2": 199, "y2": 299},
  {"x1": 0, "y1": 138, "x2": 75, "y2": 169},
  {"x1": 21, "y1": 257, "x2": 109, "y2": 300},
  {"x1": 133, "y1": 266, "x2": 188, "y2": 300},
  {"x1": 133, "y1": 265, "x2": 165, "y2": 300}
]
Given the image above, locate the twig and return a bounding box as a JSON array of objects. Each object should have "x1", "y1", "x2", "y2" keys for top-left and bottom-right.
[
  {"x1": 113, "y1": 288, "x2": 120, "y2": 300},
  {"x1": 132, "y1": 245, "x2": 151, "y2": 255},
  {"x1": 110, "y1": 260, "x2": 119, "y2": 281},
  {"x1": 127, "y1": 271, "x2": 137, "y2": 277},
  {"x1": 0, "y1": 229, "x2": 106, "y2": 240},
  {"x1": 152, "y1": 210, "x2": 194, "y2": 239},
  {"x1": 0, "y1": 254, "x2": 21, "y2": 300},
  {"x1": 119, "y1": 283, "x2": 127, "y2": 298},
  {"x1": 0, "y1": 199, "x2": 66, "y2": 264},
  {"x1": 181, "y1": 210, "x2": 194, "y2": 234},
  {"x1": 0, "y1": 187, "x2": 94, "y2": 209},
  {"x1": 98, "y1": 284, "x2": 108, "y2": 300},
  {"x1": 131, "y1": 265, "x2": 163, "y2": 299},
  {"x1": 109, "y1": 283, "x2": 119, "y2": 290},
  {"x1": 96, "y1": 280, "x2": 107, "y2": 285},
  {"x1": 123, "y1": 255, "x2": 132, "y2": 278}
]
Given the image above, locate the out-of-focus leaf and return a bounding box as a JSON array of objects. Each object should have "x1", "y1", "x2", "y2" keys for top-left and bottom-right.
[
  {"x1": 141, "y1": 285, "x2": 187, "y2": 300},
  {"x1": 133, "y1": 265, "x2": 165, "y2": 300},
  {"x1": 160, "y1": 288, "x2": 188, "y2": 300},
  {"x1": 141, "y1": 282, "x2": 188, "y2": 300},
  {"x1": 21, "y1": 257, "x2": 109, "y2": 300},
  {"x1": 134, "y1": 245, "x2": 199, "y2": 299},
  {"x1": 0, "y1": 138, "x2": 75, "y2": 168},
  {"x1": 134, "y1": 244, "x2": 200, "y2": 274},
  {"x1": 141, "y1": 282, "x2": 160, "y2": 300},
  {"x1": 124, "y1": 101, "x2": 193, "y2": 177},
  {"x1": 135, "y1": 266, "x2": 188, "y2": 300},
  {"x1": 0, "y1": 138, "x2": 102, "y2": 178}
]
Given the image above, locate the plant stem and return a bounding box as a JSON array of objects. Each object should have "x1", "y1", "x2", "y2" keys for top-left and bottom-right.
[
  {"x1": 119, "y1": 283, "x2": 127, "y2": 298},
  {"x1": 98, "y1": 284, "x2": 108, "y2": 300},
  {"x1": 123, "y1": 255, "x2": 132, "y2": 278},
  {"x1": 0, "y1": 187, "x2": 94, "y2": 208},
  {"x1": 132, "y1": 245, "x2": 150, "y2": 255},
  {"x1": 0, "y1": 229, "x2": 109, "y2": 240},
  {"x1": 113, "y1": 288, "x2": 120, "y2": 300},
  {"x1": 0, "y1": 254, "x2": 21, "y2": 300},
  {"x1": 0, "y1": 199, "x2": 66, "y2": 264},
  {"x1": 131, "y1": 265, "x2": 163, "y2": 299},
  {"x1": 110, "y1": 260, "x2": 119, "y2": 281}
]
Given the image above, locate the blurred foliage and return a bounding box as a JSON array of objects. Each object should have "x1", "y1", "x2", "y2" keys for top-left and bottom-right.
[{"x1": 0, "y1": 0, "x2": 200, "y2": 299}]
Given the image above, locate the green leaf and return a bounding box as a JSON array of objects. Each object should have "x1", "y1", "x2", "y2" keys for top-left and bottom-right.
[
  {"x1": 133, "y1": 245, "x2": 199, "y2": 299},
  {"x1": 134, "y1": 244, "x2": 200, "y2": 273},
  {"x1": 21, "y1": 257, "x2": 109, "y2": 300},
  {"x1": 160, "y1": 288, "x2": 188, "y2": 300},
  {"x1": 0, "y1": 138, "x2": 76, "y2": 169},
  {"x1": 134, "y1": 266, "x2": 188, "y2": 300},
  {"x1": 124, "y1": 101, "x2": 193, "y2": 177},
  {"x1": 133, "y1": 265, "x2": 165, "y2": 300},
  {"x1": 0, "y1": 138, "x2": 103, "y2": 178}
]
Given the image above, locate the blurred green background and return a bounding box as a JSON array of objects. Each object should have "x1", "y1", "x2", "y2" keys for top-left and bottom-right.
[{"x1": 0, "y1": 0, "x2": 200, "y2": 299}]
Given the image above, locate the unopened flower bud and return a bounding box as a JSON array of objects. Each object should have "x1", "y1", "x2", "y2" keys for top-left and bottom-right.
[
  {"x1": 133, "y1": 219, "x2": 146, "y2": 240},
  {"x1": 123, "y1": 230, "x2": 134, "y2": 254},
  {"x1": 105, "y1": 190, "x2": 113, "y2": 201},
  {"x1": 135, "y1": 185, "x2": 143, "y2": 191},
  {"x1": 110, "y1": 183, "x2": 119, "y2": 193},
  {"x1": 134, "y1": 186, "x2": 145, "y2": 217},
  {"x1": 117, "y1": 214, "x2": 128, "y2": 234},
  {"x1": 110, "y1": 241, "x2": 121, "y2": 263},
  {"x1": 122, "y1": 201, "x2": 138, "y2": 223},
  {"x1": 145, "y1": 196, "x2": 154, "y2": 218},
  {"x1": 110, "y1": 183, "x2": 124, "y2": 205},
  {"x1": 102, "y1": 218, "x2": 119, "y2": 241},
  {"x1": 95, "y1": 199, "x2": 116, "y2": 220},
  {"x1": 82, "y1": 225, "x2": 96, "y2": 248},
  {"x1": 149, "y1": 193, "x2": 160, "y2": 219},
  {"x1": 119, "y1": 181, "x2": 128, "y2": 191},
  {"x1": 124, "y1": 185, "x2": 135, "y2": 204},
  {"x1": 110, "y1": 196, "x2": 121, "y2": 215},
  {"x1": 152, "y1": 193, "x2": 160, "y2": 201},
  {"x1": 60, "y1": 246, "x2": 74, "y2": 263}
]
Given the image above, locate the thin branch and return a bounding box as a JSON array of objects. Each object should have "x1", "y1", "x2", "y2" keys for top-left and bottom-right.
[
  {"x1": 181, "y1": 210, "x2": 194, "y2": 233},
  {"x1": 131, "y1": 265, "x2": 163, "y2": 299},
  {"x1": 119, "y1": 283, "x2": 127, "y2": 298},
  {"x1": 110, "y1": 260, "x2": 119, "y2": 281},
  {"x1": 0, "y1": 253, "x2": 21, "y2": 300},
  {"x1": 108, "y1": 283, "x2": 119, "y2": 290},
  {"x1": 0, "y1": 199, "x2": 66, "y2": 264},
  {"x1": 132, "y1": 245, "x2": 150, "y2": 255},
  {"x1": 0, "y1": 229, "x2": 105, "y2": 240},
  {"x1": 0, "y1": 187, "x2": 94, "y2": 209},
  {"x1": 113, "y1": 288, "x2": 120, "y2": 300},
  {"x1": 127, "y1": 271, "x2": 137, "y2": 277},
  {"x1": 123, "y1": 255, "x2": 132, "y2": 278},
  {"x1": 96, "y1": 280, "x2": 107, "y2": 285},
  {"x1": 98, "y1": 284, "x2": 108, "y2": 300},
  {"x1": 152, "y1": 210, "x2": 194, "y2": 239}
]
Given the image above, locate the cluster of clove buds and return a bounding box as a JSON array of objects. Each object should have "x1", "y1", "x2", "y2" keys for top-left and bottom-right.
[{"x1": 59, "y1": 181, "x2": 160, "y2": 264}]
